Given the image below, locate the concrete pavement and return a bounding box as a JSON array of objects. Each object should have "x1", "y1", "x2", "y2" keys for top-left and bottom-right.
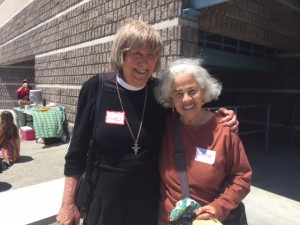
[
  {"x1": 0, "y1": 139, "x2": 67, "y2": 190},
  {"x1": 243, "y1": 138, "x2": 300, "y2": 225},
  {"x1": 0, "y1": 139, "x2": 67, "y2": 225},
  {"x1": 0, "y1": 137, "x2": 300, "y2": 225}
]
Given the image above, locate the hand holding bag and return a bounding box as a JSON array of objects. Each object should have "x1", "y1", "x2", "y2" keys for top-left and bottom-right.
[
  {"x1": 193, "y1": 219, "x2": 223, "y2": 225},
  {"x1": 75, "y1": 74, "x2": 103, "y2": 218}
]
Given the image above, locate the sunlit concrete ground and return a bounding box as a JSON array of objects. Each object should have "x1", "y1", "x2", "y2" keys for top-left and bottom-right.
[{"x1": 0, "y1": 137, "x2": 299, "y2": 225}]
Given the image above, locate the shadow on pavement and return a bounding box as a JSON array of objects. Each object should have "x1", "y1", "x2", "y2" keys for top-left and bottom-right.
[
  {"x1": 242, "y1": 137, "x2": 300, "y2": 202},
  {"x1": 17, "y1": 155, "x2": 33, "y2": 163},
  {"x1": 0, "y1": 182, "x2": 12, "y2": 192},
  {"x1": 41, "y1": 138, "x2": 69, "y2": 149},
  {"x1": 42, "y1": 142, "x2": 65, "y2": 149}
]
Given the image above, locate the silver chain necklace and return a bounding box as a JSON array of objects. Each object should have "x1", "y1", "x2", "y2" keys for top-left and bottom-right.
[{"x1": 116, "y1": 78, "x2": 147, "y2": 155}]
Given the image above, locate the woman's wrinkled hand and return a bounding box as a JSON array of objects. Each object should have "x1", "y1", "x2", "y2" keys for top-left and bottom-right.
[
  {"x1": 195, "y1": 205, "x2": 218, "y2": 221},
  {"x1": 217, "y1": 107, "x2": 239, "y2": 133},
  {"x1": 56, "y1": 202, "x2": 80, "y2": 225}
]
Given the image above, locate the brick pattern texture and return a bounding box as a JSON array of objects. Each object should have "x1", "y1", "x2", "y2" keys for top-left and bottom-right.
[{"x1": 197, "y1": 0, "x2": 300, "y2": 51}]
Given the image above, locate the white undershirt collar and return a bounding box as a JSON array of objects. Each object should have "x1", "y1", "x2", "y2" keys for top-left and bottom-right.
[{"x1": 116, "y1": 74, "x2": 145, "y2": 91}]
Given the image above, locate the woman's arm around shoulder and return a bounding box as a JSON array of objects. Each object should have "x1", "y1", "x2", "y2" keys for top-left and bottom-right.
[{"x1": 216, "y1": 107, "x2": 239, "y2": 132}]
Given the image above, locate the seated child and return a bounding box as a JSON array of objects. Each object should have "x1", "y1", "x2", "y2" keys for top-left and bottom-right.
[{"x1": 0, "y1": 111, "x2": 20, "y2": 171}]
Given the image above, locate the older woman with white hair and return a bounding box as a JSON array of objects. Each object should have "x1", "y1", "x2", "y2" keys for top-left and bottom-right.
[{"x1": 155, "y1": 58, "x2": 252, "y2": 225}]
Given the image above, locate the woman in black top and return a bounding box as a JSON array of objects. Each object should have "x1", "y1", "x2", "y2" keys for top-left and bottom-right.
[{"x1": 56, "y1": 20, "x2": 238, "y2": 225}]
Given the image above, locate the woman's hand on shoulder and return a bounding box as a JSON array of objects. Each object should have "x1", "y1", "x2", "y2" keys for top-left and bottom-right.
[
  {"x1": 56, "y1": 202, "x2": 80, "y2": 225},
  {"x1": 216, "y1": 107, "x2": 239, "y2": 133}
]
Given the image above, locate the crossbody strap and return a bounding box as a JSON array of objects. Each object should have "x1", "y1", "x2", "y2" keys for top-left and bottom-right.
[
  {"x1": 86, "y1": 74, "x2": 103, "y2": 171},
  {"x1": 174, "y1": 113, "x2": 190, "y2": 198}
]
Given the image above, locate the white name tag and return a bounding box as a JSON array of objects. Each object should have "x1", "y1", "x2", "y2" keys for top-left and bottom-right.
[
  {"x1": 105, "y1": 111, "x2": 125, "y2": 125},
  {"x1": 195, "y1": 147, "x2": 216, "y2": 164}
]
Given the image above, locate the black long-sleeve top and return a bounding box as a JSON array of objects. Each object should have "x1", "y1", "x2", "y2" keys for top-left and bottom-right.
[{"x1": 65, "y1": 73, "x2": 168, "y2": 200}]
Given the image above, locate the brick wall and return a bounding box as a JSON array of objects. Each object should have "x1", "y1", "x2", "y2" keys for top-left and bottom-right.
[
  {"x1": 0, "y1": 0, "x2": 183, "y2": 65},
  {"x1": 0, "y1": 0, "x2": 82, "y2": 62},
  {"x1": 34, "y1": 43, "x2": 112, "y2": 129},
  {"x1": 197, "y1": 0, "x2": 300, "y2": 51}
]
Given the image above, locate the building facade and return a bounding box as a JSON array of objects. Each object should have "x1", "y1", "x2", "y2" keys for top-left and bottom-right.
[{"x1": 0, "y1": 0, "x2": 299, "y2": 144}]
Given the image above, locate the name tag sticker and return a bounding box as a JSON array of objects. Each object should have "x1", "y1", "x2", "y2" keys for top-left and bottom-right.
[
  {"x1": 105, "y1": 111, "x2": 125, "y2": 125},
  {"x1": 195, "y1": 147, "x2": 216, "y2": 164}
]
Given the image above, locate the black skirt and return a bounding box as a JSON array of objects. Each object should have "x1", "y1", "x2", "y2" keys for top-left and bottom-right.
[{"x1": 84, "y1": 193, "x2": 159, "y2": 225}]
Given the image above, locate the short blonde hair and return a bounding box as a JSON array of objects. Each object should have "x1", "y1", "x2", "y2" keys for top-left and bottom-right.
[
  {"x1": 154, "y1": 58, "x2": 222, "y2": 108},
  {"x1": 110, "y1": 20, "x2": 163, "y2": 73}
]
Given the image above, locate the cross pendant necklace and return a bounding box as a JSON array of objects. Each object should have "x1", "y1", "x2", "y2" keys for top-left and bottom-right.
[
  {"x1": 116, "y1": 76, "x2": 147, "y2": 155},
  {"x1": 132, "y1": 142, "x2": 140, "y2": 155}
]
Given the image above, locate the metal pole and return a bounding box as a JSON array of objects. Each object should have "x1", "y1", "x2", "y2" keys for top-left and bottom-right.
[
  {"x1": 265, "y1": 105, "x2": 271, "y2": 152},
  {"x1": 290, "y1": 104, "x2": 295, "y2": 145}
]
